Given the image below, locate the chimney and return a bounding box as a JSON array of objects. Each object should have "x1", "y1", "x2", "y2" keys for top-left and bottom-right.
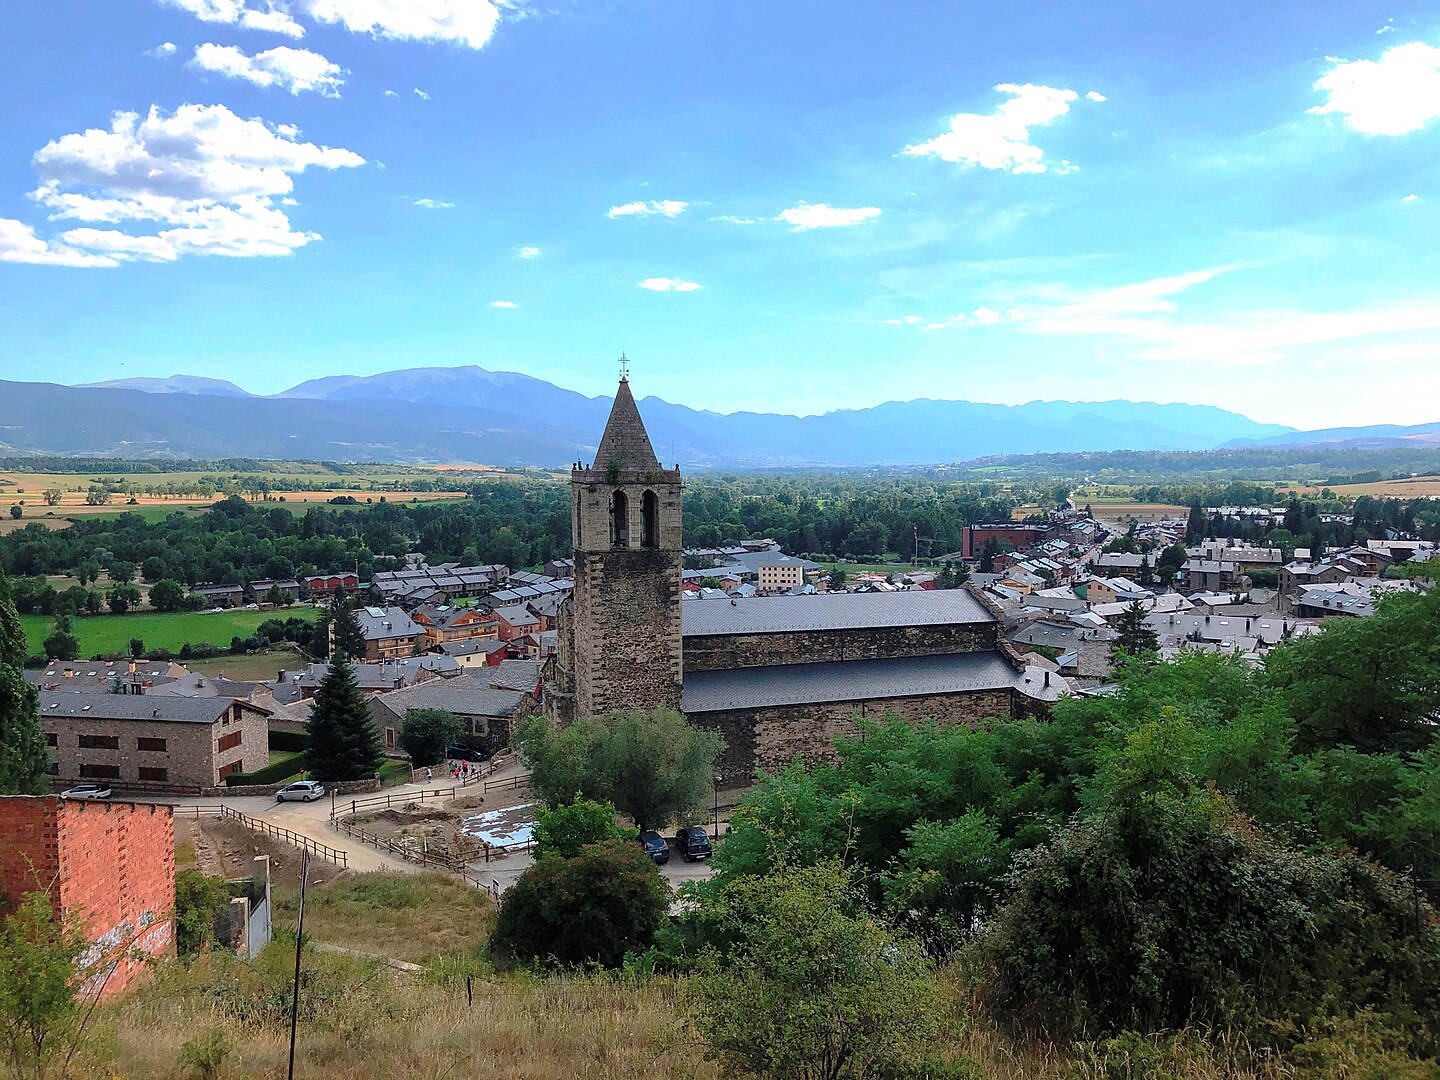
[
  {"x1": 1044, "y1": 671, "x2": 1051, "y2": 688},
  {"x1": 277, "y1": 670, "x2": 285, "y2": 682}
]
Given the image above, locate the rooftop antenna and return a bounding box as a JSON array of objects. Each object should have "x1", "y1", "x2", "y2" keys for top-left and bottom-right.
[{"x1": 618, "y1": 352, "x2": 630, "y2": 383}]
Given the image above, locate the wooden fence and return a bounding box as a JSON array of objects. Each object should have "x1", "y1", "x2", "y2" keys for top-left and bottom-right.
[{"x1": 169, "y1": 804, "x2": 349, "y2": 867}]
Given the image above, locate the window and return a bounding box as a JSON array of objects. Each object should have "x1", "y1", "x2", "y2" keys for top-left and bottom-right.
[
  {"x1": 45, "y1": 732, "x2": 57, "y2": 747},
  {"x1": 609, "y1": 489, "x2": 629, "y2": 547},
  {"x1": 641, "y1": 489, "x2": 658, "y2": 548},
  {"x1": 218, "y1": 761, "x2": 240, "y2": 781},
  {"x1": 138, "y1": 767, "x2": 168, "y2": 783},
  {"x1": 80, "y1": 764, "x2": 120, "y2": 779},
  {"x1": 78, "y1": 734, "x2": 119, "y2": 750},
  {"x1": 47, "y1": 762, "x2": 58, "y2": 776},
  {"x1": 386, "y1": 727, "x2": 396, "y2": 750},
  {"x1": 218, "y1": 731, "x2": 243, "y2": 752},
  {"x1": 137, "y1": 737, "x2": 167, "y2": 753}
]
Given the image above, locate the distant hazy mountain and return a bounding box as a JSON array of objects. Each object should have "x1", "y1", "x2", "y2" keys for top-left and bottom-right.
[
  {"x1": 0, "y1": 364, "x2": 1307, "y2": 465},
  {"x1": 1225, "y1": 422, "x2": 1440, "y2": 450},
  {"x1": 79, "y1": 375, "x2": 252, "y2": 397}
]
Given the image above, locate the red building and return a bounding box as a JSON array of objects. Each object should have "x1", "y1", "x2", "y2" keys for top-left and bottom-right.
[
  {"x1": 960, "y1": 523, "x2": 1054, "y2": 560},
  {"x1": 0, "y1": 796, "x2": 174, "y2": 997},
  {"x1": 303, "y1": 572, "x2": 360, "y2": 597}
]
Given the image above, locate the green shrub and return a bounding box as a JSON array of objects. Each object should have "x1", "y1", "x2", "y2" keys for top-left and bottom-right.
[
  {"x1": 224, "y1": 751, "x2": 305, "y2": 787},
  {"x1": 489, "y1": 838, "x2": 667, "y2": 970},
  {"x1": 975, "y1": 795, "x2": 1440, "y2": 1048}
]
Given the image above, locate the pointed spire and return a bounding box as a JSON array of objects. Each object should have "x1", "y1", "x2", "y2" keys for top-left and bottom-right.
[{"x1": 595, "y1": 376, "x2": 659, "y2": 473}]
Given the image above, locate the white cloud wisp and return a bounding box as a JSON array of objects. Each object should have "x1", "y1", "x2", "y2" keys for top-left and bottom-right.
[
  {"x1": 2, "y1": 103, "x2": 363, "y2": 267},
  {"x1": 190, "y1": 43, "x2": 345, "y2": 96},
  {"x1": 608, "y1": 199, "x2": 688, "y2": 219},
  {"x1": 903, "y1": 82, "x2": 1096, "y2": 174},
  {"x1": 159, "y1": 0, "x2": 504, "y2": 48},
  {"x1": 777, "y1": 202, "x2": 882, "y2": 230},
  {"x1": 638, "y1": 277, "x2": 701, "y2": 292},
  {"x1": 159, "y1": 0, "x2": 305, "y2": 37}
]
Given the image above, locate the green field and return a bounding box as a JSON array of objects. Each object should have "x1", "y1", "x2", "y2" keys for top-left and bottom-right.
[{"x1": 20, "y1": 608, "x2": 321, "y2": 660}]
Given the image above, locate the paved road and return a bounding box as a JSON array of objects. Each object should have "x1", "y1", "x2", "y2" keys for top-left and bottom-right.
[{"x1": 158, "y1": 764, "x2": 719, "y2": 893}]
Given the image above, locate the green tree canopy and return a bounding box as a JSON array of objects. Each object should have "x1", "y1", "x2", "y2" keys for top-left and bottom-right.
[
  {"x1": 1110, "y1": 599, "x2": 1160, "y2": 661},
  {"x1": 532, "y1": 798, "x2": 631, "y2": 860},
  {"x1": 42, "y1": 615, "x2": 78, "y2": 662},
  {"x1": 397, "y1": 708, "x2": 463, "y2": 767},
  {"x1": 0, "y1": 570, "x2": 26, "y2": 669},
  {"x1": 515, "y1": 708, "x2": 724, "y2": 830}
]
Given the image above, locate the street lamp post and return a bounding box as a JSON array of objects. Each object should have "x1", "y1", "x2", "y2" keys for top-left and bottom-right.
[{"x1": 713, "y1": 773, "x2": 722, "y2": 839}]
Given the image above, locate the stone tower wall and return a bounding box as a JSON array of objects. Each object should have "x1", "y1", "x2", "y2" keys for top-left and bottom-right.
[{"x1": 566, "y1": 468, "x2": 684, "y2": 719}]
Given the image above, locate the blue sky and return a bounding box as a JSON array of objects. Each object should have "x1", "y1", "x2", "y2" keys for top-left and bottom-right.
[{"x1": 2, "y1": 1, "x2": 1439, "y2": 429}]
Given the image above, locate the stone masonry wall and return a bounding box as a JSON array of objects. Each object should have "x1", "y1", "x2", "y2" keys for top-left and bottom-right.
[
  {"x1": 572, "y1": 547, "x2": 683, "y2": 717},
  {"x1": 683, "y1": 620, "x2": 999, "y2": 673},
  {"x1": 693, "y1": 688, "x2": 1019, "y2": 779},
  {"x1": 42, "y1": 704, "x2": 268, "y2": 789},
  {"x1": 0, "y1": 797, "x2": 174, "y2": 998}
]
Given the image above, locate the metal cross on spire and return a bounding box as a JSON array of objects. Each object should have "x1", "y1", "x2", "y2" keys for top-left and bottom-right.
[{"x1": 618, "y1": 352, "x2": 630, "y2": 382}]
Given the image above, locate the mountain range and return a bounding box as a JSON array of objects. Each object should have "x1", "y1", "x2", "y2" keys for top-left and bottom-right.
[{"x1": 0, "y1": 365, "x2": 1425, "y2": 467}]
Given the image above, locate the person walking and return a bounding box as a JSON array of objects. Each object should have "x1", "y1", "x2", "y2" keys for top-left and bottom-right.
[{"x1": 425, "y1": 767, "x2": 433, "y2": 783}]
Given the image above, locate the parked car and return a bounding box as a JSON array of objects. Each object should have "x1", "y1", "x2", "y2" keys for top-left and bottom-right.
[
  {"x1": 276, "y1": 780, "x2": 325, "y2": 803},
  {"x1": 60, "y1": 782, "x2": 112, "y2": 800},
  {"x1": 445, "y1": 744, "x2": 490, "y2": 763},
  {"x1": 673, "y1": 824, "x2": 712, "y2": 861},
  {"x1": 638, "y1": 830, "x2": 670, "y2": 865}
]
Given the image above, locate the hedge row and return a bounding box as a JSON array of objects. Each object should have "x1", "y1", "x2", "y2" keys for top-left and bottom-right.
[
  {"x1": 269, "y1": 730, "x2": 310, "y2": 753},
  {"x1": 224, "y1": 751, "x2": 306, "y2": 787}
]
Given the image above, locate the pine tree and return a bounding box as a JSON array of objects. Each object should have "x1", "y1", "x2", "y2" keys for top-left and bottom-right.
[
  {"x1": 1110, "y1": 599, "x2": 1160, "y2": 662},
  {"x1": 1186, "y1": 502, "x2": 1206, "y2": 545},
  {"x1": 305, "y1": 650, "x2": 381, "y2": 782},
  {"x1": 327, "y1": 591, "x2": 366, "y2": 660},
  {"x1": 0, "y1": 571, "x2": 49, "y2": 795},
  {"x1": 0, "y1": 570, "x2": 25, "y2": 668}
]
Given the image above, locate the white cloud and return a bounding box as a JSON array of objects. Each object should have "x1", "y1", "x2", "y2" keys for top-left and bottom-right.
[
  {"x1": 879, "y1": 315, "x2": 924, "y2": 326},
  {"x1": 515, "y1": 245, "x2": 540, "y2": 258},
  {"x1": 190, "y1": 43, "x2": 345, "y2": 96},
  {"x1": 146, "y1": 42, "x2": 178, "y2": 57},
  {"x1": 776, "y1": 202, "x2": 882, "y2": 231},
  {"x1": 1085, "y1": 90, "x2": 1107, "y2": 102},
  {"x1": 1378, "y1": 19, "x2": 1395, "y2": 34},
  {"x1": 383, "y1": 89, "x2": 399, "y2": 98},
  {"x1": 158, "y1": 0, "x2": 305, "y2": 38},
  {"x1": 711, "y1": 214, "x2": 760, "y2": 224},
  {"x1": 490, "y1": 300, "x2": 517, "y2": 308},
  {"x1": 1310, "y1": 42, "x2": 1440, "y2": 135},
  {"x1": 608, "y1": 199, "x2": 687, "y2": 219},
  {"x1": 412, "y1": 197, "x2": 453, "y2": 209},
  {"x1": 1403, "y1": 193, "x2": 1420, "y2": 202},
  {"x1": 160, "y1": 0, "x2": 504, "y2": 48},
  {"x1": 638, "y1": 277, "x2": 701, "y2": 292},
  {"x1": 414, "y1": 87, "x2": 431, "y2": 100},
  {"x1": 304, "y1": 0, "x2": 500, "y2": 47},
  {"x1": 9, "y1": 103, "x2": 363, "y2": 267},
  {"x1": 903, "y1": 83, "x2": 1091, "y2": 174},
  {"x1": 0, "y1": 218, "x2": 119, "y2": 268}
]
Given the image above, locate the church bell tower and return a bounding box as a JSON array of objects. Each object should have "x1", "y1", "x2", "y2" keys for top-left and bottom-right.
[{"x1": 556, "y1": 364, "x2": 683, "y2": 720}]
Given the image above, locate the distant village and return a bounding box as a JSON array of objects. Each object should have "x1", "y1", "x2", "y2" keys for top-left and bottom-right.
[{"x1": 19, "y1": 489, "x2": 1438, "y2": 796}]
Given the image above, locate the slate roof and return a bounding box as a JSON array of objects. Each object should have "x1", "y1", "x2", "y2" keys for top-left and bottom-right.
[
  {"x1": 38, "y1": 692, "x2": 249, "y2": 725},
  {"x1": 356, "y1": 606, "x2": 423, "y2": 641},
  {"x1": 373, "y1": 675, "x2": 526, "y2": 720},
  {"x1": 681, "y1": 651, "x2": 1053, "y2": 712},
  {"x1": 594, "y1": 377, "x2": 660, "y2": 472},
  {"x1": 487, "y1": 659, "x2": 542, "y2": 691},
  {"x1": 681, "y1": 588, "x2": 994, "y2": 637},
  {"x1": 437, "y1": 638, "x2": 509, "y2": 657}
]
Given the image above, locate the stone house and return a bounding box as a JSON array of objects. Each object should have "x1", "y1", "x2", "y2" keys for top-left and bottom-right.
[
  {"x1": 369, "y1": 672, "x2": 535, "y2": 752},
  {"x1": 39, "y1": 693, "x2": 269, "y2": 788}
]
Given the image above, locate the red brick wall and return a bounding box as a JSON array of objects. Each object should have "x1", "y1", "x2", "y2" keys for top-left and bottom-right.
[{"x1": 0, "y1": 797, "x2": 174, "y2": 998}]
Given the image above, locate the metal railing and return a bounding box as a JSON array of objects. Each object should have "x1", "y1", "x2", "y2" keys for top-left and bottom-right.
[
  {"x1": 220, "y1": 806, "x2": 348, "y2": 868},
  {"x1": 170, "y1": 805, "x2": 226, "y2": 818},
  {"x1": 331, "y1": 768, "x2": 529, "y2": 821}
]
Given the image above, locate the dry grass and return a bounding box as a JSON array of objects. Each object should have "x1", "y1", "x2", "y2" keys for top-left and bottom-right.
[
  {"x1": 74, "y1": 955, "x2": 1434, "y2": 1080},
  {"x1": 272, "y1": 872, "x2": 497, "y2": 966}
]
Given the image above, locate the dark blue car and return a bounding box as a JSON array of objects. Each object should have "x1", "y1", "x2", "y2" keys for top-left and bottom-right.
[{"x1": 638, "y1": 830, "x2": 670, "y2": 865}]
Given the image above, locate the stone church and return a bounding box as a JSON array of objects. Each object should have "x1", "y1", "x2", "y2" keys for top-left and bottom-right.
[{"x1": 543, "y1": 376, "x2": 1064, "y2": 779}]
